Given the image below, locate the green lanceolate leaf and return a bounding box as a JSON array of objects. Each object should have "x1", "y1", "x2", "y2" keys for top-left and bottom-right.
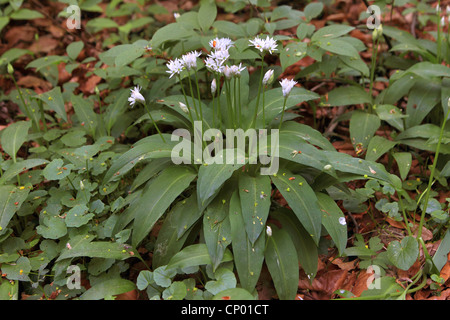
[
  {"x1": 365, "y1": 136, "x2": 397, "y2": 162},
  {"x1": 71, "y1": 94, "x2": 97, "y2": 136},
  {"x1": 280, "y1": 121, "x2": 335, "y2": 151},
  {"x1": 271, "y1": 208, "x2": 318, "y2": 281},
  {"x1": 197, "y1": 161, "x2": 245, "y2": 209},
  {"x1": 152, "y1": 196, "x2": 200, "y2": 268},
  {"x1": 57, "y1": 235, "x2": 135, "y2": 261},
  {"x1": 131, "y1": 166, "x2": 197, "y2": 246},
  {"x1": 0, "y1": 121, "x2": 31, "y2": 162},
  {"x1": 387, "y1": 236, "x2": 419, "y2": 271},
  {"x1": 349, "y1": 111, "x2": 380, "y2": 151},
  {"x1": 229, "y1": 191, "x2": 265, "y2": 292},
  {"x1": 326, "y1": 86, "x2": 372, "y2": 107},
  {"x1": 0, "y1": 158, "x2": 48, "y2": 185},
  {"x1": 271, "y1": 169, "x2": 322, "y2": 244},
  {"x1": 203, "y1": 188, "x2": 233, "y2": 271},
  {"x1": 315, "y1": 192, "x2": 347, "y2": 255},
  {"x1": 0, "y1": 185, "x2": 30, "y2": 234},
  {"x1": 198, "y1": 0, "x2": 217, "y2": 32},
  {"x1": 35, "y1": 87, "x2": 67, "y2": 122},
  {"x1": 392, "y1": 152, "x2": 412, "y2": 181},
  {"x1": 265, "y1": 224, "x2": 299, "y2": 300},
  {"x1": 102, "y1": 134, "x2": 185, "y2": 184},
  {"x1": 237, "y1": 172, "x2": 271, "y2": 243},
  {"x1": 166, "y1": 243, "x2": 233, "y2": 270},
  {"x1": 80, "y1": 278, "x2": 136, "y2": 300}
]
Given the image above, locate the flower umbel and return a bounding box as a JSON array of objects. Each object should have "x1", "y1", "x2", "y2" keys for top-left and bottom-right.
[
  {"x1": 249, "y1": 36, "x2": 278, "y2": 54},
  {"x1": 209, "y1": 37, "x2": 234, "y2": 51},
  {"x1": 166, "y1": 58, "x2": 184, "y2": 78},
  {"x1": 128, "y1": 85, "x2": 145, "y2": 107},
  {"x1": 279, "y1": 78, "x2": 297, "y2": 97},
  {"x1": 182, "y1": 50, "x2": 202, "y2": 70}
]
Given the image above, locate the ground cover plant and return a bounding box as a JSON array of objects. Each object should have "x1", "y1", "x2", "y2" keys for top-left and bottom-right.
[{"x1": 0, "y1": 0, "x2": 449, "y2": 300}]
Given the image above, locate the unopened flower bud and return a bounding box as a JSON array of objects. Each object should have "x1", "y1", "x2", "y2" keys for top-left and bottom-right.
[
  {"x1": 211, "y1": 78, "x2": 217, "y2": 94},
  {"x1": 7, "y1": 63, "x2": 14, "y2": 75},
  {"x1": 372, "y1": 24, "x2": 383, "y2": 41}
]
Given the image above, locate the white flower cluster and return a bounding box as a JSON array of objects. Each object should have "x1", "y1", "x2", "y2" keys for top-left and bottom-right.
[
  {"x1": 249, "y1": 35, "x2": 278, "y2": 54},
  {"x1": 128, "y1": 85, "x2": 145, "y2": 107},
  {"x1": 166, "y1": 50, "x2": 202, "y2": 78}
]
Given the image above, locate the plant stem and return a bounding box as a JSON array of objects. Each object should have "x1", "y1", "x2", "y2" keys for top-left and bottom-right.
[
  {"x1": 369, "y1": 36, "x2": 379, "y2": 112},
  {"x1": 187, "y1": 71, "x2": 200, "y2": 119},
  {"x1": 143, "y1": 102, "x2": 166, "y2": 143},
  {"x1": 251, "y1": 56, "x2": 265, "y2": 128},
  {"x1": 417, "y1": 107, "x2": 450, "y2": 239},
  {"x1": 193, "y1": 68, "x2": 204, "y2": 122},
  {"x1": 10, "y1": 74, "x2": 38, "y2": 132},
  {"x1": 262, "y1": 84, "x2": 266, "y2": 127},
  {"x1": 178, "y1": 75, "x2": 195, "y2": 131},
  {"x1": 225, "y1": 78, "x2": 235, "y2": 129},
  {"x1": 238, "y1": 77, "x2": 242, "y2": 127},
  {"x1": 278, "y1": 97, "x2": 288, "y2": 131}
]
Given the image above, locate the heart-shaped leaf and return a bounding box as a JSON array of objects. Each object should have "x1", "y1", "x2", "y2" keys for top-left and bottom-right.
[{"x1": 387, "y1": 236, "x2": 419, "y2": 270}]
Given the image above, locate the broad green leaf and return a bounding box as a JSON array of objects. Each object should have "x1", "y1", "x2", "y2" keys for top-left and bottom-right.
[
  {"x1": 65, "y1": 204, "x2": 94, "y2": 228},
  {"x1": 10, "y1": 9, "x2": 44, "y2": 20},
  {"x1": 322, "y1": 151, "x2": 399, "y2": 187},
  {"x1": 229, "y1": 191, "x2": 265, "y2": 292},
  {"x1": 197, "y1": 161, "x2": 245, "y2": 209},
  {"x1": 392, "y1": 152, "x2": 412, "y2": 181},
  {"x1": 152, "y1": 197, "x2": 198, "y2": 268},
  {"x1": 387, "y1": 236, "x2": 419, "y2": 271},
  {"x1": 102, "y1": 134, "x2": 183, "y2": 184},
  {"x1": 166, "y1": 243, "x2": 233, "y2": 270},
  {"x1": 0, "y1": 185, "x2": 30, "y2": 234},
  {"x1": 151, "y1": 22, "x2": 196, "y2": 49},
  {"x1": 198, "y1": 0, "x2": 217, "y2": 32},
  {"x1": 115, "y1": 44, "x2": 146, "y2": 67},
  {"x1": 304, "y1": 2, "x2": 323, "y2": 21},
  {"x1": 0, "y1": 121, "x2": 31, "y2": 162},
  {"x1": 153, "y1": 265, "x2": 177, "y2": 288},
  {"x1": 36, "y1": 215, "x2": 67, "y2": 240},
  {"x1": 136, "y1": 270, "x2": 154, "y2": 290},
  {"x1": 315, "y1": 193, "x2": 347, "y2": 255},
  {"x1": 271, "y1": 169, "x2": 322, "y2": 244},
  {"x1": 162, "y1": 281, "x2": 187, "y2": 300},
  {"x1": 405, "y1": 79, "x2": 441, "y2": 128},
  {"x1": 86, "y1": 18, "x2": 119, "y2": 32},
  {"x1": 131, "y1": 166, "x2": 197, "y2": 246},
  {"x1": 80, "y1": 278, "x2": 136, "y2": 300},
  {"x1": 66, "y1": 41, "x2": 84, "y2": 60},
  {"x1": 365, "y1": 136, "x2": 397, "y2": 162},
  {"x1": 349, "y1": 111, "x2": 380, "y2": 150},
  {"x1": 374, "y1": 104, "x2": 406, "y2": 131},
  {"x1": 56, "y1": 236, "x2": 134, "y2": 261},
  {"x1": 71, "y1": 94, "x2": 97, "y2": 136},
  {"x1": 271, "y1": 208, "x2": 318, "y2": 280},
  {"x1": 0, "y1": 278, "x2": 18, "y2": 300},
  {"x1": 0, "y1": 17, "x2": 10, "y2": 34},
  {"x1": 26, "y1": 56, "x2": 70, "y2": 72},
  {"x1": 280, "y1": 42, "x2": 307, "y2": 71},
  {"x1": 205, "y1": 267, "x2": 237, "y2": 295},
  {"x1": 42, "y1": 159, "x2": 74, "y2": 181},
  {"x1": 0, "y1": 159, "x2": 48, "y2": 185},
  {"x1": 203, "y1": 188, "x2": 233, "y2": 271},
  {"x1": 433, "y1": 229, "x2": 450, "y2": 271},
  {"x1": 212, "y1": 20, "x2": 245, "y2": 37},
  {"x1": 212, "y1": 288, "x2": 255, "y2": 300},
  {"x1": 35, "y1": 87, "x2": 67, "y2": 122},
  {"x1": 238, "y1": 173, "x2": 271, "y2": 244},
  {"x1": 264, "y1": 224, "x2": 299, "y2": 300},
  {"x1": 311, "y1": 25, "x2": 354, "y2": 41},
  {"x1": 280, "y1": 121, "x2": 335, "y2": 151},
  {"x1": 1, "y1": 256, "x2": 31, "y2": 281},
  {"x1": 326, "y1": 86, "x2": 372, "y2": 107},
  {"x1": 317, "y1": 38, "x2": 359, "y2": 57}
]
